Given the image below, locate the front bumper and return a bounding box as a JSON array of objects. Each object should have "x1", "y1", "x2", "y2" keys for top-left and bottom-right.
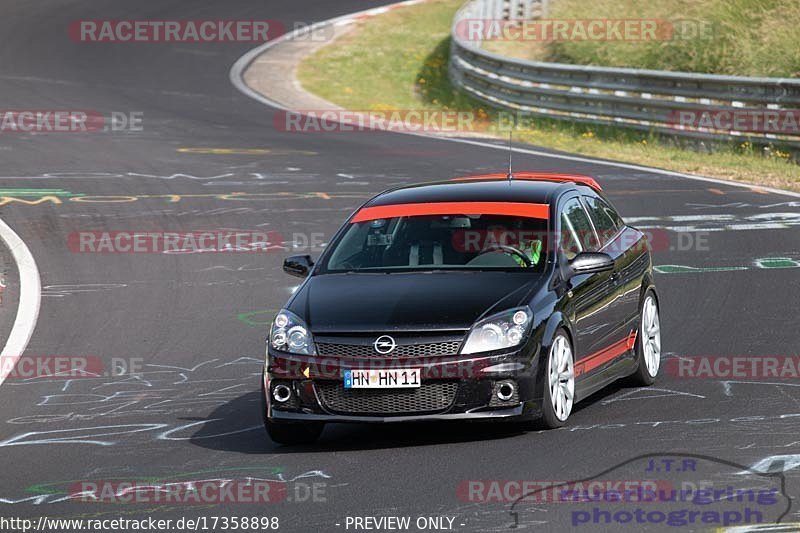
[
  {"x1": 270, "y1": 406, "x2": 525, "y2": 423},
  {"x1": 263, "y1": 346, "x2": 544, "y2": 423}
]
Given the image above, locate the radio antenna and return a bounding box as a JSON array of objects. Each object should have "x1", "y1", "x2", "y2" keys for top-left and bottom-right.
[
  {"x1": 506, "y1": 117, "x2": 515, "y2": 181},
  {"x1": 506, "y1": 128, "x2": 514, "y2": 181}
]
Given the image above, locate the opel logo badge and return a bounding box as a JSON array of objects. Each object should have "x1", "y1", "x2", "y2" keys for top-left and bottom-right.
[{"x1": 373, "y1": 335, "x2": 396, "y2": 354}]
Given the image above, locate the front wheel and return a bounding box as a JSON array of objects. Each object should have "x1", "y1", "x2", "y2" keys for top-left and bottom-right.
[
  {"x1": 540, "y1": 330, "x2": 575, "y2": 429},
  {"x1": 629, "y1": 290, "x2": 661, "y2": 386}
]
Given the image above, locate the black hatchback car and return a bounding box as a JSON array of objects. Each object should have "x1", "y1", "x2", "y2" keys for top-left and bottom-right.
[{"x1": 262, "y1": 172, "x2": 661, "y2": 444}]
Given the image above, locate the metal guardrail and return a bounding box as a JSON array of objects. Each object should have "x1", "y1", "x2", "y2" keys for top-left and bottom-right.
[{"x1": 449, "y1": 0, "x2": 800, "y2": 148}]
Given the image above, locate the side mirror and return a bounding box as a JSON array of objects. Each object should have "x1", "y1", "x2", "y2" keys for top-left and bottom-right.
[
  {"x1": 283, "y1": 255, "x2": 314, "y2": 278},
  {"x1": 566, "y1": 252, "x2": 614, "y2": 278}
]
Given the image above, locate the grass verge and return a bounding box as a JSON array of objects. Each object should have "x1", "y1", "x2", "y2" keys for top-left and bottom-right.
[
  {"x1": 486, "y1": 0, "x2": 800, "y2": 77},
  {"x1": 297, "y1": 0, "x2": 800, "y2": 192}
]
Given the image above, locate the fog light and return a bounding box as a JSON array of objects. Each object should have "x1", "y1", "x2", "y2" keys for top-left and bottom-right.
[
  {"x1": 497, "y1": 382, "x2": 516, "y2": 401},
  {"x1": 489, "y1": 379, "x2": 519, "y2": 407},
  {"x1": 272, "y1": 384, "x2": 292, "y2": 403}
]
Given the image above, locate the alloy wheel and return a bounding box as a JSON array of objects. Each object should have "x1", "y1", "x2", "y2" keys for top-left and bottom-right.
[
  {"x1": 548, "y1": 334, "x2": 575, "y2": 421},
  {"x1": 642, "y1": 295, "x2": 661, "y2": 377}
]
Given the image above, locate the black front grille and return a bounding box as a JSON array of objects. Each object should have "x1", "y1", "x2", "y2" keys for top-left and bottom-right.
[
  {"x1": 315, "y1": 381, "x2": 458, "y2": 415},
  {"x1": 316, "y1": 341, "x2": 460, "y2": 358}
]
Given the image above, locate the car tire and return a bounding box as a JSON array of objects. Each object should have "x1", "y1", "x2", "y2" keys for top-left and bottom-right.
[
  {"x1": 266, "y1": 420, "x2": 324, "y2": 445},
  {"x1": 628, "y1": 290, "x2": 661, "y2": 386},
  {"x1": 540, "y1": 329, "x2": 575, "y2": 429}
]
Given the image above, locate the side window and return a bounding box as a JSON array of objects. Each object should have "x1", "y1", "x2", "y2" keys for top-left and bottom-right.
[
  {"x1": 602, "y1": 199, "x2": 624, "y2": 228},
  {"x1": 560, "y1": 198, "x2": 599, "y2": 259},
  {"x1": 583, "y1": 196, "x2": 621, "y2": 247},
  {"x1": 560, "y1": 213, "x2": 581, "y2": 260}
]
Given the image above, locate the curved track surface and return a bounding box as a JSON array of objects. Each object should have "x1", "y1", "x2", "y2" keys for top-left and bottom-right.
[{"x1": 0, "y1": 1, "x2": 799, "y2": 531}]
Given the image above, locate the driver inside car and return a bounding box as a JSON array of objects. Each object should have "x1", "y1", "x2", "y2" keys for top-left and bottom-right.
[
  {"x1": 511, "y1": 238, "x2": 543, "y2": 267},
  {"x1": 481, "y1": 225, "x2": 543, "y2": 268}
]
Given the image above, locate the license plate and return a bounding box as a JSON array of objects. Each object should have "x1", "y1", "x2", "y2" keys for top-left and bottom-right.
[{"x1": 344, "y1": 369, "x2": 421, "y2": 388}]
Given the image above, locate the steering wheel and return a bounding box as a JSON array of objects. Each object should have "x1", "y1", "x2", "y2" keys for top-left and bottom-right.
[{"x1": 474, "y1": 244, "x2": 532, "y2": 267}]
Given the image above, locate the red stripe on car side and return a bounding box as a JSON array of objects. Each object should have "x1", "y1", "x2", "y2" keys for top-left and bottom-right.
[
  {"x1": 575, "y1": 331, "x2": 637, "y2": 377},
  {"x1": 350, "y1": 201, "x2": 549, "y2": 223}
]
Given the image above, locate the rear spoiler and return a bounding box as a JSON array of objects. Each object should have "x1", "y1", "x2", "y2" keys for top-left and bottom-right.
[{"x1": 451, "y1": 172, "x2": 602, "y2": 192}]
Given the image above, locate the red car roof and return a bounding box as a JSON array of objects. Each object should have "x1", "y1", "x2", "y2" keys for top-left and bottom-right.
[
  {"x1": 451, "y1": 172, "x2": 602, "y2": 192},
  {"x1": 350, "y1": 201, "x2": 549, "y2": 223}
]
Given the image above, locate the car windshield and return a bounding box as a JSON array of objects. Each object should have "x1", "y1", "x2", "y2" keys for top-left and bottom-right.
[{"x1": 321, "y1": 214, "x2": 550, "y2": 273}]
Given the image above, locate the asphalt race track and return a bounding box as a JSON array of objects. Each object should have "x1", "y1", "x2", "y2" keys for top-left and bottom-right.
[{"x1": 0, "y1": 1, "x2": 799, "y2": 532}]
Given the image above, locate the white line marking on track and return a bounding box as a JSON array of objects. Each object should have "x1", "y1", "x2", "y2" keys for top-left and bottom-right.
[
  {"x1": 228, "y1": 0, "x2": 800, "y2": 200},
  {"x1": 0, "y1": 216, "x2": 42, "y2": 387}
]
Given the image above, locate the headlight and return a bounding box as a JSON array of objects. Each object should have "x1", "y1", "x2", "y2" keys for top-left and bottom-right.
[
  {"x1": 461, "y1": 306, "x2": 533, "y2": 355},
  {"x1": 270, "y1": 309, "x2": 315, "y2": 355}
]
